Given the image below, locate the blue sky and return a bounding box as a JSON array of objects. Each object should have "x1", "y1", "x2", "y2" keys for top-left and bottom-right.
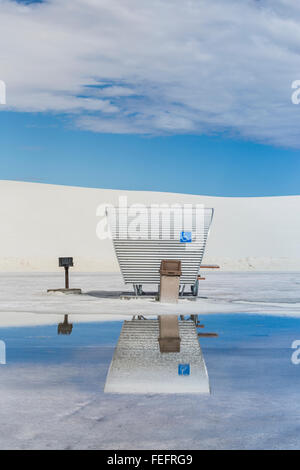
[
  {"x1": 1, "y1": 0, "x2": 300, "y2": 197},
  {"x1": 1, "y1": 110, "x2": 300, "y2": 197},
  {"x1": 1, "y1": 111, "x2": 300, "y2": 197}
]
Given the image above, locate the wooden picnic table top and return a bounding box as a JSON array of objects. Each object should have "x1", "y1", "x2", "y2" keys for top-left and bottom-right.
[{"x1": 199, "y1": 264, "x2": 220, "y2": 269}]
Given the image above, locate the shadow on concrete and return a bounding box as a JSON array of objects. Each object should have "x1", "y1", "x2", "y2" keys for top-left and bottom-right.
[{"x1": 85, "y1": 290, "x2": 123, "y2": 299}]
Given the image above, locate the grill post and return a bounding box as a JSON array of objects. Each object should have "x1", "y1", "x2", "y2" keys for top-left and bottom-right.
[
  {"x1": 64, "y1": 266, "x2": 69, "y2": 289},
  {"x1": 58, "y1": 257, "x2": 73, "y2": 289}
]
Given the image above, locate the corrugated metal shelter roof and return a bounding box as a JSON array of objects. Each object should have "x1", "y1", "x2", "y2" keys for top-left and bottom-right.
[{"x1": 107, "y1": 206, "x2": 214, "y2": 286}]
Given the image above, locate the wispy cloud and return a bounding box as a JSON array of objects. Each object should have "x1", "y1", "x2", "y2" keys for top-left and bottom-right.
[{"x1": 1, "y1": 0, "x2": 300, "y2": 146}]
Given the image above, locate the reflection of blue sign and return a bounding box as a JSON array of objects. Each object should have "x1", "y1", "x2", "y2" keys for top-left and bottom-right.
[
  {"x1": 180, "y1": 231, "x2": 192, "y2": 243},
  {"x1": 178, "y1": 364, "x2": 190, "y2": 376}
]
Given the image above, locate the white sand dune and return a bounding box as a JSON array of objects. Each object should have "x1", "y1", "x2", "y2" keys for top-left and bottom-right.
[{"x1": 0, "y1": 179, "x2": 299, "y2": 272}]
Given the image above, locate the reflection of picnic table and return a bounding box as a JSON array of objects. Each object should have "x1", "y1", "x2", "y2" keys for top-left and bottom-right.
[{"x1": 57, "y1": 314, "x2": 73, "y2": 335}]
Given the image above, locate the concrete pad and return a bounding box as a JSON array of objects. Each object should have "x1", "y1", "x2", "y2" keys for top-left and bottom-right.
[
  {"x1": 119, "y1": 292, "x2": 197, "y2": 301},
  {"x1": 120, "y1": 292, "x2": 158, "y2": 300},
  {"x1": 47, "y1": 288, "x2": 82, "y2": 295}
]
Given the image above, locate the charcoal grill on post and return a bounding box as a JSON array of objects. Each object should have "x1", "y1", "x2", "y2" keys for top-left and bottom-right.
[
  {"x1": 47, "y1": 257, "x2": 81, "y2": 294},
  {"x1": 58, "y1": 257, "x2": 73, "y2": 289}
]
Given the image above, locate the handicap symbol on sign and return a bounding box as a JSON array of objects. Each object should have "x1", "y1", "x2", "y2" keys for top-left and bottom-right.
[
  {"x1": 180, "y1": 231, "x2": 192, "y2": 243},
  {"x1": 178, "y1": 364, "x2": 190, "y2": 376}
]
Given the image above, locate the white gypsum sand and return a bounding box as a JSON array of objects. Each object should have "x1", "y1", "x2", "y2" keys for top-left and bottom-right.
[
  {"x1": 0, "y1": 272, "x2": 299, "y2": 327},
  {"x1": 0, "y1": 180, "x2": 299, "y2": 272}
]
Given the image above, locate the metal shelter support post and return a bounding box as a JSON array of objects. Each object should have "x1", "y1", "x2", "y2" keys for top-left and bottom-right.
[
  {"x1": 133, "y1": 284, "x2": 143, "y2": 296},
  {"x1": 191, "y1": 279, "x2": 199, "y2": 297}
]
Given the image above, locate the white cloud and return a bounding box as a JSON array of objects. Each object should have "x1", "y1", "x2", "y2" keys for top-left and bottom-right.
[{"x1": 1, "y1": 0, "x2": 300, "y2": 146}]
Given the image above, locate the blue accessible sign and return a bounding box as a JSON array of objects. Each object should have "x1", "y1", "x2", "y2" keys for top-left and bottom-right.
[
  {"x1": 180, "y1": 231, "x2": 192, "y2": 243},
  {"x1": 178, "y1": 364, "x2": 190, "y2": 376}
]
